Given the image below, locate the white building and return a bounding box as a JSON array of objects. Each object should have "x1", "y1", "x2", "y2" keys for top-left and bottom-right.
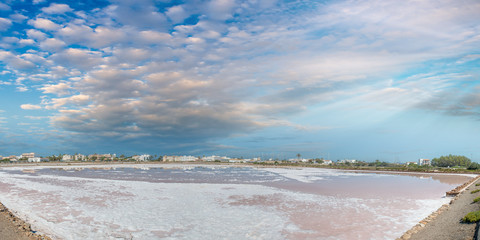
[
  {"x1": 418, "y1": 159, "x2": 431, "y2": 166},
  {"x1": 5, "y1": 155, "x2": 17, "y2": 161},
  {"x1": 62, "y1": 154, "x2": 73, "y2": 161},
  {"x1": 163, "y1": 155, "x2": 197, "y2": 162},
  {"x1": 338, "y1": 159, "x2": 357, "y2": 164},
  {"x1": 74, "y1": 154, "x2": 86, "y2": 161},
  {"x1": 88, "y1": 153, "x2": 116, "y2": 161},
  {"x1": 28, "y1": 157, "x2": 42, "y2": 162},
  {"x1": 21, "y1": 152, "x2": 35, "y2": 159},
  {"x1": 202, "y1": 155, "x2": 229, "y2": 162},
  {"x1": 133, "y1": 154, "x2": 151, "y2": 161},
  {"x1": 179, "y1": 155, "x2": 197, "y2": 161},
  {"x1": 321, "y1": 160, "x2": 333, "y2": 165}
]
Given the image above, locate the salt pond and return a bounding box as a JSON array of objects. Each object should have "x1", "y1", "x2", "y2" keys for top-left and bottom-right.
[{"x1": 0, "y1": 164, "x2": 473, "y2": 239}]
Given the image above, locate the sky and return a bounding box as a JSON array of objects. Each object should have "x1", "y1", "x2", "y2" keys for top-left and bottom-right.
[{"x1": 0, "y1": 0, "x2": 479, "y2": 161}]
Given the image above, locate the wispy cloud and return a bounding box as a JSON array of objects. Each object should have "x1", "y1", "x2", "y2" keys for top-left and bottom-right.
[{"x1": 20, "y1": 104, "x2": 42, "y2": 110}]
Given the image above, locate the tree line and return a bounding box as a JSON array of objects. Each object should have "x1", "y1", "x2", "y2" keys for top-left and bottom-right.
[{"x1": 431, "y1": 154, "x2": 471, "y2": 167}]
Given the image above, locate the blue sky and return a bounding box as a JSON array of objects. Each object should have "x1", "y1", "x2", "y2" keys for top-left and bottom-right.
[{"x1": 0, "y1": 0, "x2": 479, "y2": 161}]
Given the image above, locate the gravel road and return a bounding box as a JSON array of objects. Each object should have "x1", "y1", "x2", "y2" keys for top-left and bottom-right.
[{"x1": 407, "y1": 178, "x2": 480, "y2": 240}]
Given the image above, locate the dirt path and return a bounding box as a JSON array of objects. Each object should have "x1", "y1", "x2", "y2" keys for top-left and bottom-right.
[
  {"x1": 0, "y1": 203, "x2": 50, "y2": 240},
  {"x1": 403, "y1": 178, "x2": 480, "y2": 240}
]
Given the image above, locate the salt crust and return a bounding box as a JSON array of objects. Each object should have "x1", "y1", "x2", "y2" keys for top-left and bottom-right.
[{"x1": 0, "y1": 165, "x2": 457, "y2": 239}]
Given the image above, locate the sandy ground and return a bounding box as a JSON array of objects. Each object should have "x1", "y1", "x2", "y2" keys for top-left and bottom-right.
[
  {"x1": 0, "y1": 203, "x2": 50, "y2": 240},
  {"x1": 0, "y1": 212, "x2": 31, "y2": 240},
  {"x1": 405, "y1": 178, "x2": 480, "y2": 240}
]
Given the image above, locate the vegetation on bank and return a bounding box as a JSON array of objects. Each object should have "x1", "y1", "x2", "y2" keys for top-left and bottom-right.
[
  {"x1": 249, "y1": 158, "x2": 480, "y2": 174},
  {"x1": 432, "y1": 155, "x2": 472, "y2": 168},
  {"x1": 471, "y1": 189, "x2": 480, "y2": 194},
  {"x1": 474, "y1": 197, "x2": 480, "y2": 203},
  {"x1": 462, "y1": 211, "x2": 480, "y2": 223}
]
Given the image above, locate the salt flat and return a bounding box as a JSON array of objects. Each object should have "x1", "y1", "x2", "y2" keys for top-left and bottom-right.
[{"x1": 0, "y1": 164, "x2": 471, "y2": 239}]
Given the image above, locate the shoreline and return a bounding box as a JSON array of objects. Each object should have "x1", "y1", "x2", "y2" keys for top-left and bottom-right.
[
  {"x1": 0, "y1": 162, "x2": 477, "y2": 239},
  {"x1": 400, "y1": 175, "x2": 480, "y2": 240},
  {"x1": 0, "y1": 202, "x2": 51, "y2": 240}
]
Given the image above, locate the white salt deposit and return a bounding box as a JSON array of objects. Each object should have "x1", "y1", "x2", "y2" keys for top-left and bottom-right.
[{"x1": 0, "y1": 165, "x2": 470, "y2": 240}]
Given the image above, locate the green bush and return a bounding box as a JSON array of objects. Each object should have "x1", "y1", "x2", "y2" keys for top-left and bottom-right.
[
  {"x1": 476, "y1": 183, "x2": 480, "y2": 186},
  {"x1": 474, "y1": 197, "x2": 480, "y2": 203},
  {"x1": 432, "y1": 154, "x2": 471, "y2": 167},
  {"x1": 468, "y1": 162, "x2": 480, "y2": 170},
  {"x1": 463, "y1": 211, "x2": 480, "y2": 223},
  {"x1": 472, "y1": 189, "x2": 480, "y2": 194}
]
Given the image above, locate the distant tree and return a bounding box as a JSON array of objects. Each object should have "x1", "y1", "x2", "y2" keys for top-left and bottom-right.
[
  {"x1": 468, "y1": 162, "x2": 480, "y2": 170},
  {"x1": 432, "y1": 154, "x2": 471, "y2": 167},
  {"x1": 296, "y1": 153, "x2": 301, "y2": 159}
]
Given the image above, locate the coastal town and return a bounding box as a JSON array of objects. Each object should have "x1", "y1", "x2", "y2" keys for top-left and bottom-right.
[{"x1": 0, "y1": 152, "x2": 435, "y2": 167}]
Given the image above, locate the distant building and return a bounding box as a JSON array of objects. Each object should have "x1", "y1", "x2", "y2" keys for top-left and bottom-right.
[
  {"x1": 179, "y1": 155, "x2": 197, "y2": 161},
  {"x1": 132, "y1": 154, "x2": 151, "y2": 161},
  {"x1": 28, "y1": 157, "x2": 42, "y2": 162},
  {"x1": 321, "y1": 160, "x2": 333, "y2": 165},
  {"x1": 201, "y1": 155, "x2": 231, "y2": 162},
  {"x1": 88, "y1": 154, "x2": 115, "y2": 161},
  {"x1": 74, "y1": 154, "x2": 86, "y2": 161},
  {"x1": 62, "y1": 154, "x2": 73, "y2": 161},
  {"x1": 338, "y1": 159, "x2": 357, "y2": 164},
  {"x1": 406, "y1": 161, "x2": 417, "y2": 166},
  {"x1": 229, "y1": 158, "x2": 247, "y2": 163},
  {"x1": 418, "y1": 159, "x2": 431, "y2": 166},
  {"x1": 164, "y1": 155, "x2": 197, "y2": 162},
  {"x1": 21, "y1": 153, "x2": 35, "y2": 159}
]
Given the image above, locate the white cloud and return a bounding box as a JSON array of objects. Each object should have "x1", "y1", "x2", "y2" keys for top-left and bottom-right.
[
  {"x1": 26, "y1": 29, "x2": 48, "y2": 40},
  {"x1": 0, "y1": 3, "x2": 11, "y2": 11},
  {"x1": 166, "y1": 5, "x2": 189, "y2": 24},
  {"x1": 206, "y1": 0, "x2": 237, "y2": 20},
  {"x1": 40, "y1": 83, "x2": 72, "y2": 96},
  {"x1": 0, "y1": 50, "x2": 36, "y2": 70},
  {"x1": 106, "y1": 0, "x2": 168, "y2": 29},
  {"x1": 456, "y1": 54, "x2": 480, "y2": 64},
  {"x1": 16, "y1": 86, "x2": 29, "y2": 92},
  {"x1": 28, "y1": 18, "x2": 61, "y2": 31},
  {"x1": 58, "y1": 24, "x2": 126, "y2": 48},
  {"x1": 20, "y1": 104, "x2": 42, "y2": 110},
  {"x1": 51, "y1": 48, "x2": 104, "y2": 70},
  {"x1": 39, "y1": 38, "x2": 66, "y2": 51},
  {"x1": 21, "y1": 53, "x2": 47, "y2": 65},
  {"x1": 111, "y1": 48, "x2": 149, "y2": 63},
  {"x1": 9, "y1": 13, "x2": 28, "y2": 23},
  {"x1": 33, "y1": 0, "x2": 46, "y2": 4},
  {"x1": 18, "y1": 39, "x2": 35, "y2": 46},
  {"x1": 138, "y1": 30, "x2": 171, "y2": 43},
  {"x1": 46, "y1": 94, "x2": 90, "y2": 109},
  {"x1": 42, "y1": 3, "x2": 73, "y2": 14},
  {"x1": 0, "y1": 18, "x2": 12, "y2": 31}
]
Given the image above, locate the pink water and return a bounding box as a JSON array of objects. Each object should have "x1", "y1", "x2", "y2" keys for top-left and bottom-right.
[{"x1": 0, "y1": 165, "x2": 473, "y2": 239}]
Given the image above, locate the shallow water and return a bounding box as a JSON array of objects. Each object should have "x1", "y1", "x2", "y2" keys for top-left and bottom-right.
[{"x1": 0, "y1": 164, "x2": 472, "y2": 239}]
